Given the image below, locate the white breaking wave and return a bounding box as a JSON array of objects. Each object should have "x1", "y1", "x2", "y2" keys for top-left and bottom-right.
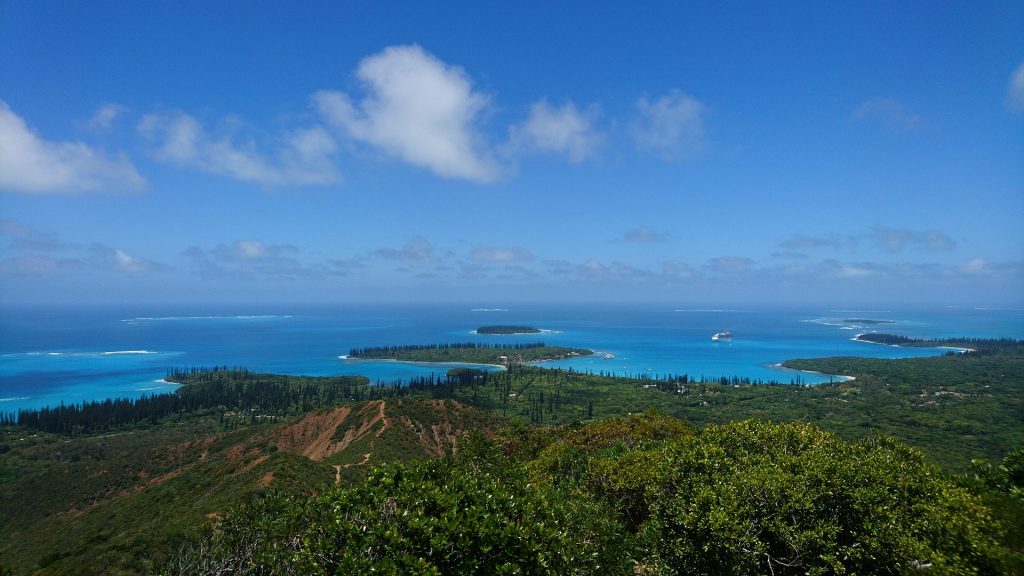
[
  {"x1": 470, "y1": 308, "x2": 508, "y2": 312},
  {"x1": 123, "y1": 314, "x2": 293, "y2": 321},
  {"x1": 0, "y1": 396, "x2": 31, "y2": 402},
  {"x1": 103, "y1": 350, "x2": 158, "y2": 355}
]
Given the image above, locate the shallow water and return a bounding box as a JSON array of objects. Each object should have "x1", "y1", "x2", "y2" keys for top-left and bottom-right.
[{"x1": 2, "y1": 303, "x2": 1021, "y2": 415}]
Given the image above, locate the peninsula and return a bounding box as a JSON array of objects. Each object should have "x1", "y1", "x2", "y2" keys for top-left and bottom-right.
[{"x1": 347, "y1": 342, "x2": 591, "y2": 364}]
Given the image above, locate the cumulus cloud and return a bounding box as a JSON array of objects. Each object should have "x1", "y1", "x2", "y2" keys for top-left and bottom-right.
[
  {"x1": 89, "y1": 244, "x2": 166, "y2": 273},
  {"x1": 660, "y1": 259, "x2": 695, "y2": 280},
  {"x1": 508, "y1": 100, "x2": 602, "y2": 162},
  {"x1": 850, "y1": 98, "x2": 923, "y2": 131},
  {"x1": 0, "y1": 101, "x2": 146, "y2": 193},
  {"x1": 467, "y1": 246, "x2": 534, "y2": 263},
  {"x1": 621, "y1": 226, "x2": 671, "y2": 243},
  {"x1": 869, "y1": 226, "x2": 955, "y2": 252},
  {"x1": 1, "y1": 219, "x2": 62, "y2": 251},
  {"x1": 137, "y1": 111, "x2": 340, "y2": 186},
  {"x1": 632, "y1": 90, "x2": 706, "y2": 159},
  {"x1": 705, "y1": 256, "x2": 756, "y2": 275},
  {"x1": 777, "y1": 227, "x2": 955, "y2": 254},
  {"x1": 832, "y1": 262, "x2": 876, "y2": 279},
  {"x1": 373, "y1": 236, "x2": 436, "y2": 264},
  {"x1": 315, "y1": 44, "x2": 499, "y2": 182},
  {"x1": 1005, "y1": 60, "x2": 1024, "y2": 112},
  {"x1": 87, "y1": 104, "x2": 128, "y2": 131},
  {"x1": 0, "y1": 235, "x2": 165, "y2": 276},
  {"x1": 182, "y1": 240, "x2": 321, "y2": 280},
  {"x1": 779, "y1": 233, "x2": 844, "y2": 251}
]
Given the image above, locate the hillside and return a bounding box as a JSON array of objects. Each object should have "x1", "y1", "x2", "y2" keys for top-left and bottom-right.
[
  {"x1": 0, "y1": 399, "x2": 503, "y2": 576},
  {"x1": 163, "y1": 413, "x2": 1021, "y2": 575},
  {"x1": 3, "y1": 338, "x2": 1023, "y2": 574}
]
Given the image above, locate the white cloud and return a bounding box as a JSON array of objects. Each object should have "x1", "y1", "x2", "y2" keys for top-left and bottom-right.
[
  {"x1": 467, "y1": 246, "x2": 533, "y2": 263},
  {"x1": 622, "y1": 226, "x2": 671, "y2": 243},
  {"x1": 960, "y1": 258, "x2": 990, "y2": 274},
  {"x1": 182, "y1": 240, "x2": 319, "y2": 280},
  {"x1": 1006, "y1": 60, "x2": 1024, "y2": 112},
  {"x1": 660, "y1": 260, "x2": 695, "y2": 280},
  {"x1": 1, "y1": 241, "x2": 165, "y2": 276},
  {"x1": 632, "y1": 90, "x2": 706, "y2": 159},
  {"x1": 0, "y1": 101, "x2": 146, "y2": 194},
  {"x1": 99, "y1": 246, "x2": 161, "y2": 272},
  {"x1": 869, "y1": 226, "x2": 955, "y2": 252},
  {"x1": 373, "y1": 236, "x2": 436, "y2": 264},
  {"x1": 315, "y1": 44, "x2": 499, "y2": 182},
  {"x1": 705, "y1": 256, "x2": 755, "y2": 275},
  {"x1": 850, "y1": 98, "x2": 923, "y2": 131},
  {"x1": 508, "y1": 100, "x2": 601, "y2": 162},
  {"x1": 779, "y1": 233, "x2": 844, "y2": 251},
  {"x1": 777, "y1": 227, "x2": 956, "y2": 254},
  {"x1": 137, "y1": 111, "x2": 340, "y2": 187},
  {"x1": 1, "y1": 219, "x2": 62, "y2": 251},
  {"x1": 834, "y1": 263, "x2": 876, "y2": 279},
  {"x1": 87, "y1": 104, "x2": 128, "y2": 131},
  {"x1": 203, "y1": 240, "x2": 299, "y2": 261}
]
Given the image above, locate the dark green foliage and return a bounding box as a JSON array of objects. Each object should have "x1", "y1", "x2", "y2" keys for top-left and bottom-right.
[
  {"x1": 164, "y1": 436, "x2": 629, "y2": 576},
  {"x1": 969, "y1": 448, "x2": 1024, "y2": 572},
  {"x1": 854, "y1": 333, "x2": 1023, "y2": 355},
  {"x1": 476, "y1": 325, "x2": 542, "y2": 334},
  {"x1": 166, "y1": 416, "x2": 1009, "y2": 575},
  {"x1": 539, "y1": 418, "x2": 1005, "y2": 575},
  {"x1": 348, "y1": 342, "x2": 592, "y2": 363},
  {"x1": 14, "y1": 369, "x2": 369, "y2": 436}
]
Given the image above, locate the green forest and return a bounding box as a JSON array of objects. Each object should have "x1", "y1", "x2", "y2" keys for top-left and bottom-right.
[
  {"x1": 1, "y1": 338, "x2": 1022, "y2": 574},
  {"x1": 475, "y1": 325, "x2": 542, "y2": 334}
]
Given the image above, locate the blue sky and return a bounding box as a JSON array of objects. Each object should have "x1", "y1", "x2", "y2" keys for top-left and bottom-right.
[{"x1": 1, "y1": 1, "x2": 1022, "y2": 306}]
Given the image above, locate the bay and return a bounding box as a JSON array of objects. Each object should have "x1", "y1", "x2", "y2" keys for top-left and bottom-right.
[{"x1": 2, "y1": 303, "x2": 1022, "y2": 416}]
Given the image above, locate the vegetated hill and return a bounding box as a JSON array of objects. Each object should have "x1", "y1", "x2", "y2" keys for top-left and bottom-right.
[
  {"x1": 162, "y1": 412, "x2": 1022, "y2": 575},
  {"x1": 0, "y1": 399, "x2": 504, "y2": 576},
  {"x1": 4, "y1": 338, "x2": 1023, "y2": 574}
]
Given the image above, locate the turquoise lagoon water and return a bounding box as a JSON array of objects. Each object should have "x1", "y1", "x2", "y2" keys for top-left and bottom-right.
[{"x1": 2, "y1": 304, "x2": 1022, "y2": 416}]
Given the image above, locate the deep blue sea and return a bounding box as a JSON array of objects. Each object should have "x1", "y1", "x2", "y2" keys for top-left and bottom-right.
[{"x1": 2, "y1": 304, "x2": 1022, "y2": 417}]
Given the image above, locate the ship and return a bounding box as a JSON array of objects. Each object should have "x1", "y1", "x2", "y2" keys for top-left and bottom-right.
[{"x1": 711, "y1": 330, "x2": 733, "y2": 341}]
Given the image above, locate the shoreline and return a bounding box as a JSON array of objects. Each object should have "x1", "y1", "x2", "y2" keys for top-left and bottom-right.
[
  {"x1": 769, "y1": 362, "x2": 856, "y2": 384},
  {"x1": 338, "y1": 356, "x2": 509, "y2": 372},
  {"x1": 851, "y1": 334, "x2": 975, "y2": 354}
]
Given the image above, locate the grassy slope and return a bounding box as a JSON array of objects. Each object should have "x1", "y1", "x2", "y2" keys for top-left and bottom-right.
[{"x1": 0, "y1": 399, "x2": 503, "y2": 576}]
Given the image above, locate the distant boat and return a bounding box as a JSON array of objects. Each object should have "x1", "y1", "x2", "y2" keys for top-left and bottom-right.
[{"x1": 711, "y1": 330, "x2": 733, "y2": 341}]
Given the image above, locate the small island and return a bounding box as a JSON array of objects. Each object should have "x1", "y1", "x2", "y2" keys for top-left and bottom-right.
[{"x1": 475, "y1": 325, "x2": 542, "y2": 335}]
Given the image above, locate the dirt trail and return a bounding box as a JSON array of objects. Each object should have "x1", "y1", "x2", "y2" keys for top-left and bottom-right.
[{"x1": 341, "y1": 452, "x2": 373, "y2": 469}]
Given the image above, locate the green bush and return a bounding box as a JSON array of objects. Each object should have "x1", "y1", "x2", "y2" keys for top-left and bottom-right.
[{"x1": 165, "y1": 417, "x2": 1009, "y2": 575}]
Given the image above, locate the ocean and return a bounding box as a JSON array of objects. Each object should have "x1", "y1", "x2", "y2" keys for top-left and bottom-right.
[{"x1": 2, "y1": 303, "x2": 1022, "y2": 417}]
